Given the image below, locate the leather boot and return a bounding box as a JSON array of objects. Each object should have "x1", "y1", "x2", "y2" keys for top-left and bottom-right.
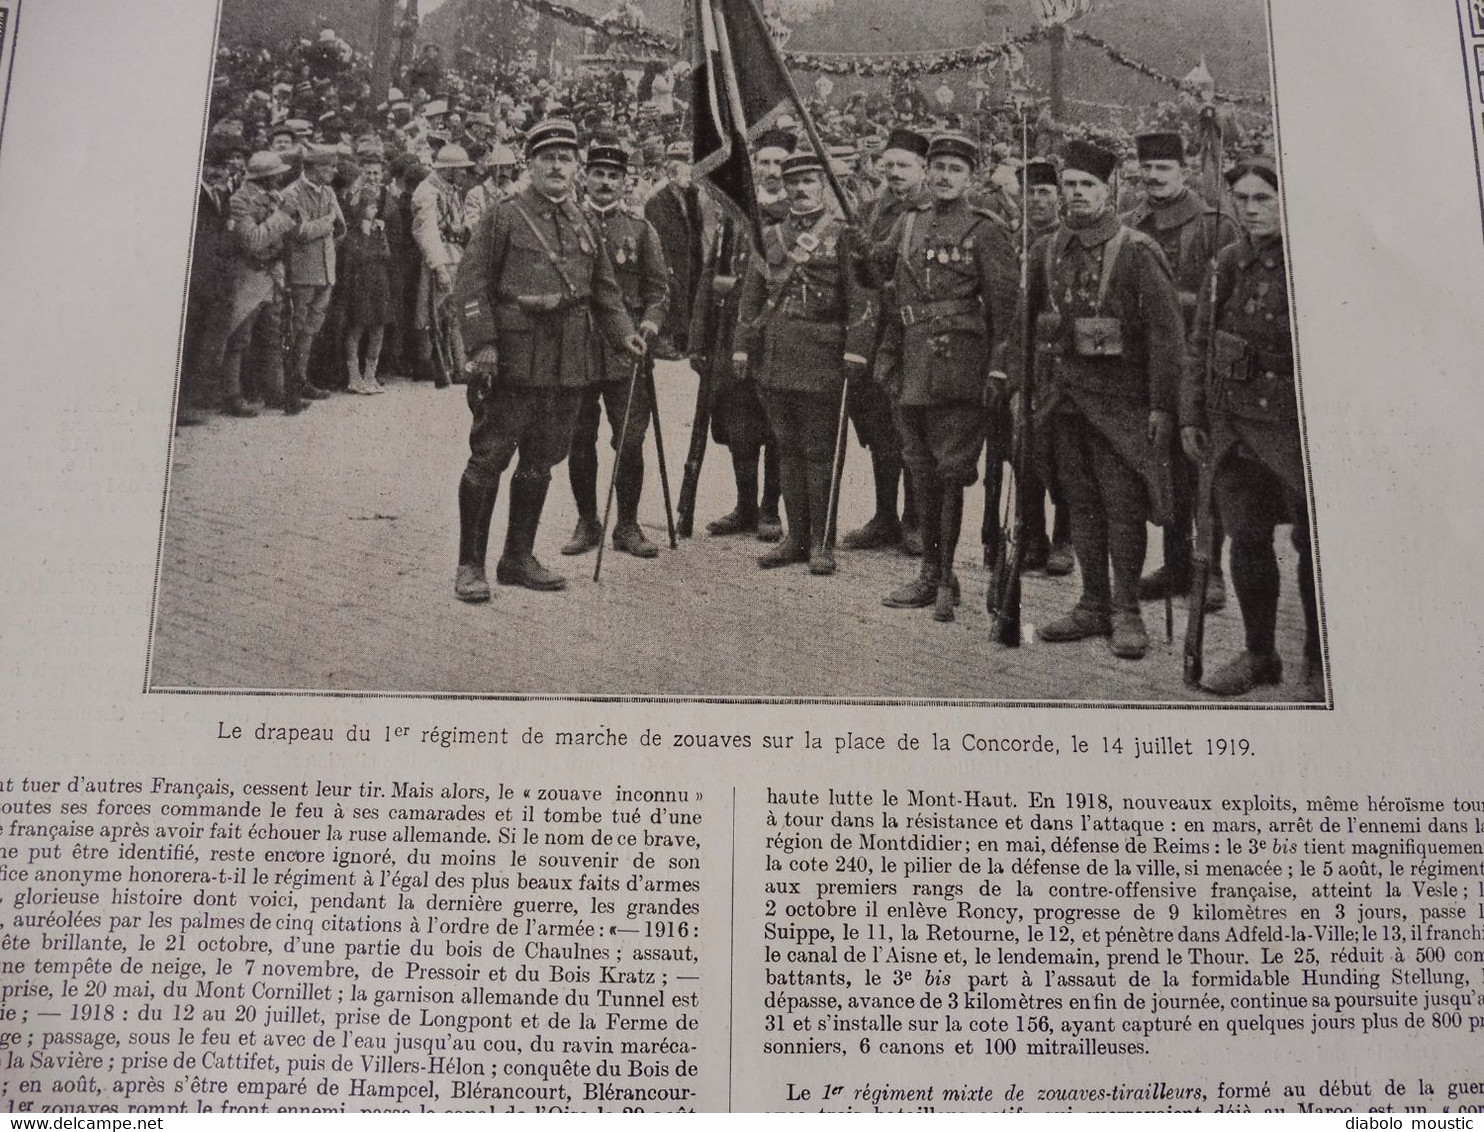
[
  {"x1": 759, "y1": 458, "x2": 810, "y2": 568},
  {"x1": 708, "y1": 450, "x2": 758, "y2": 536},
  {"x1": 884, "y1": 478, "x2": 941, "y2": 607},
  {"x1": 561, "y1": 442, "x2": 602, "y2": 556},
  {"x1": 936, "y1": 483, "x2": 964, "y2": 622},
  {"x1": 455, "y1": 474, "x2": 498, "y2": 603},
  {"x1": 496, "y1": 471, "x2": 566, "y2": 591},
  {"x1": 806, "y1": 460, "x2": 836, "y2": 575},
  {"x1": 613, "y1": 456, "x2": 658, "y2": 558},
  {"x1": 841, "y1": 453, "x2": 902, "y2": 550},
  {"x1": 1203, "y1": 650, "x2": 1283, "y2": 696},
  {"x1": 757, "y1": 444, "x2": 783, "y2": 542},
  {"x1": 900, "y1": 470, "x2": 923, "y2": 556}
]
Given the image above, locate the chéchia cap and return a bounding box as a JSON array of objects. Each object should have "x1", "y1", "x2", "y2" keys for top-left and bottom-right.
[
  {"x1": 883, "y1": 127, "x2": 930, "y2": 161},
  {"x1": 1061, "y1": 139, "x2": 1118, "y2": 184},
  {"x1": 526, "y1": 118, "x2": 580, "y2": 156},
  {"x1": 1135, "y1": 131, "x2": 1185, "y2": 163},
  {"x1": 1020, "y1": 158, "x2": 1059, "y2": 188}
]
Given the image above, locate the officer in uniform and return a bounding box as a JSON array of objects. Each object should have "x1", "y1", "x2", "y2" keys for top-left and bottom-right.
[
  {"x1": 878, "y1": 131, "x2": 1018, "y2": 622},
  {"x1": 217, "y1": 151, "x2": 300, "y2": 414},
  {"x1": 1181, "y1": 156, "x2": 1321, "y2": 698},
  {"x1": 733, "y1": 151, "x2": 875, "y2": 576},
  {"x1": 844, "y1": 126, "x2": 931, "y2": 557},
  {"x1": 561, "y1": 138, "x2": 669, "y2": 559},
  {"x1": 1126, "y1": 131, "x2": 1241, "y2": 611},
  {"x1": 452, "y1": 119, "x2": 646, "y2": 602},
  {"x1": 1016, "y1": 140, "x2": 1186, "y2": 659}
]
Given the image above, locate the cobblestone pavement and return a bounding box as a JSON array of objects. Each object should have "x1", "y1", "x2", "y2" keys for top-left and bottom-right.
[{"x1": 149, "y1": 362, "x2": 1324, "y2": 704}]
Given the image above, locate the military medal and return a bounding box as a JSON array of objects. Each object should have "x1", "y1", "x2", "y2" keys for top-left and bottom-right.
[
  {"x1": 792, "y1": 231, "x2": 820, "y2": 263},
  {"x1": 615, "y1": 244, "x2": 628, "y2": 265},
  {"x1": 938, "y1": 248, "x2": 950, "y2": 265},
  {"x1": 950, "y1": 246, "x2": 962, "y2": 263}
]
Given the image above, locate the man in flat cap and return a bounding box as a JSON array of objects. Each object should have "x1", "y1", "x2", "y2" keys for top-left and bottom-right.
[
  {"x1": 561, "y1": 138, "x2": 669, "y2": 559},
  {"x1": 452, "y1": 119, "x2": 646, "y2": 602},
  {"x1": 1013, "y1": 139, "x2": 1186, "y2": 660},
  {"x1": 733, "y1": 151, "x2": 876, "y2": 576},
  {"x1": 411, "y1": 142, "x2": 476, "y2": 386},
  {"x1": 643, "y1": 141, "x2": 710, "y2": 360},
  {"x1": 845, "y1": 126, "x2": 933, "y2": 557},
  {"x1": 1181, "y1": 157, "x2": 1321, "y2": 698},
  {"x1": 218, "y1": 151, "x2": 299, "y2": 414},
  {"x1": 280, "y1": 144, "x2": 347, "y2": 402},
  {"x1": 1126, "y1": 130, "x2": 1241, "y2": 612},
  {"x1": 877, "y1": 130, "x2": 1018, "y2": 622}
]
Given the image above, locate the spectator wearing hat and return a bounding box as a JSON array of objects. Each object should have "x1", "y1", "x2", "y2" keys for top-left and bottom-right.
[
  {"x1": 451, "y1": 118, "x2": 646, "y2": 601},
  {"x1": 341, "y1": 144, "x2": 392, "y2": 395},
  {"x1": 218, "y1": 151, "x2": 299, "y2": 414},
  {"x1": 463, "y1": 142, "x2": 518, "y2": 228},
  {"x1": 411, "y1": 142, "x2": 476, "y2": 387},
  {"x1": 1012, "y1": 138, "x2": 1186, "y2": 661},
  {"x1": 280, "y1": 144, "x2": 347, "y2": 401},
  {"x1": 1181, "y1": 157, "x2": 1319, "y2": 698},
  {"x1": 560, "y1": 138, "x2": 669, "y2": 560},
  {"x1": 876, "y1": 130, "x2": 1017, "y2": 623},
  {"x1": 643, "y1": 141, "x2": 712, "y2": 361},
  {"x1": 845, "y1": 126, "x2": 932, "y2": 557},
  {"x1": 181, "y1": 135, "x2": 251, "y2": 422},
  {"x1": 733, "y1": 151, "x2": 876, "y2": 577},
  {"x1": 1125, "y1": 130, "x2": 1241, "y2": 612}
]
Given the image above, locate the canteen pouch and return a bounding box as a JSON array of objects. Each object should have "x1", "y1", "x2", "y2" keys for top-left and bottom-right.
[{"x1": 1072, "y1": 315, "x2": 1124, "y2": 358}]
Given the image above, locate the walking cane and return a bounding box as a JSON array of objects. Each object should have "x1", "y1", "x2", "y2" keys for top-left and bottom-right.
[
  {"x1": 593, "y1": 353, "x2": 647, "y2": 584},
  {"x1": 646, "y1": 362, "x2": 679, "y2": 549}
]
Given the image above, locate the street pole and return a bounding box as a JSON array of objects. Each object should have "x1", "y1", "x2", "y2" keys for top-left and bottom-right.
[
  {"x1": 370, "y1": 0, "x2": 399, "y2": 106},
  {"x1": 1048, "y1": 24, "x2": 1065, "y2": 118}
]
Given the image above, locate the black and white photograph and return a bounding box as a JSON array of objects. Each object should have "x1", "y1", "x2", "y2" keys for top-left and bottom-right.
[{"x1": 147, "y1": 0, "x2": 1326, "y2": 703}]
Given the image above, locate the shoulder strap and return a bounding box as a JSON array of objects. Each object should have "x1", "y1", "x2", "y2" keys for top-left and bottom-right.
[
  {"x1": 1096, "y1": 227, "x2": 1130, "y2": 314},
  {"x1": 511, "y1": 198, "x2": 579, "y2": 297}
]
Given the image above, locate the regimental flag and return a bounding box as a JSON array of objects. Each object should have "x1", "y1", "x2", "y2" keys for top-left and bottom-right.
[{"x1": 690, "y1": 0, "x2": 801, "y2": 244}]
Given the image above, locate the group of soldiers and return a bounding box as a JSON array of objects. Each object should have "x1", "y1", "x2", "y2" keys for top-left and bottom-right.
[{"x1": 440, "y1": 111, "x2": 1322, "y2": 700}]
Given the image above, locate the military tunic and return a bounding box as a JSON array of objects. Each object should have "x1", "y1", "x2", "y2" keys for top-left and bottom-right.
[
  {"x1": 453, "y1": 185, "x2": 637, "y2": 484},
  {"x1": 878, "y1": 195, "x2": 1018, "y2": 486},
  {"x1": 1016, "y1": 208, "x2": 1186, "y2": 617},
  {"x1": 734, "y1": 207, "x2": 875, "y2": 462},
  {"x1": 1182, "y1": 233, "x2": 1317, "y2": 663},
  {"x1": 572, "y1": 201, "x2": 669, "y2": 461}
]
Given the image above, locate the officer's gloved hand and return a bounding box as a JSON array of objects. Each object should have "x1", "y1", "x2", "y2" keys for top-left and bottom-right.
[
  {"x1": 623, "y1": 332, "x2": 648, "y2": 358},
  {"x1": 1180, "y1": 425, "x2": 1209, "y2": 463},
  {"x1": 466, "y1": 346, "x2": 500, "y2": 395},
  {"x1": 639, "y1": 320, "x2": 660, "y2": 342},
  {"x1": 434, "y1": 265, "x2": 455, "y2": 294}
]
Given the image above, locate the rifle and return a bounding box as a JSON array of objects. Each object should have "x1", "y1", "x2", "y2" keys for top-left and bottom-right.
[
  {"x1": 1183, "y1": 258, "x2": 1222, "y2": 687},
  {"x1": 988, "y1": 106, "x2": 1033, "y2": 647},
  {"x1": 676, "y1": 220, "x2": 735, "y2": 538}
]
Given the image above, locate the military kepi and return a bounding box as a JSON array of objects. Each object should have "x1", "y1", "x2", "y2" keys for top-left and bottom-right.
[
  {"x1": 927, "y1": 130, "x2": 978, "y2": 168},
  {"x1": 781, "y1": 152, "x2": 825, "y2": 179},
  {"x1": 1061, "y1": 139, "x2": 1118, "y2": 183},
  {"x1": 586, "y1": 139, "x2": 628, "y2": 171},
  {"x1": 1021, "y1": 158, "x2": 1059, "y2": 188},
  {"x1": 1135, "y1": 131, "x2": 1185, "y2": 162},
  {"x1": 526, "y1": 117, "x2": 579, "y2": 156}
]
